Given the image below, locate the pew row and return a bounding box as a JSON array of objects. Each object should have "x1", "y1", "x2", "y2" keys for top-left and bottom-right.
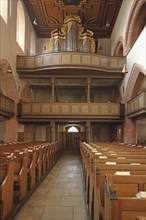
[
  {"x1": 80, "y1": 142, "x2": 146, "y2": 220},
  {"x1": 0, "y1": 155, "x2": 15, "y2": 220},
  {"x1": 0, "y1": 141, "x2": 63, "y2": 220},
  {"x1": 104, "y1": 174, "x2": 146, "y2": 220}
]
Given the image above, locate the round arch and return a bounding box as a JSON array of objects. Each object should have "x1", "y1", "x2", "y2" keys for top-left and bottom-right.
[
  {"x1": 114, "y1": 36, "x2": 124, "y2": 56},
  {"x1": 125, "y1": 0, "x2": 146, "y2": 54},
  {"x1": 0, "y1": 59, "x2": 19, "y2": 142},
  {"x1": 64, "y1": 124, "x2": 81, "y2": 133},
  {"x1": 0, "y1": 59, "x2": 18, "y2": 101},
  {"x1": 20, "y1": 83, "x2": 33, "y2": 102},
  {"x1": 124, "y1": 64, "x2": 146, "y2": 102}
]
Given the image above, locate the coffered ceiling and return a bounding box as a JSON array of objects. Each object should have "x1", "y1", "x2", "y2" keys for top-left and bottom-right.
[{"x1": 23, "y1": 0, "x2": 123, "y2": 39}]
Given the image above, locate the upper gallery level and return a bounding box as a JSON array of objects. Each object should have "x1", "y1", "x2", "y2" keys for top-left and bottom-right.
[
  {"x1": 16, "y1": 16, "x2": 125, "y2": 79},
  {"x1": 17, "y1": 102, "x2": 124, "y2": 122},
  {"x1": 17, "y1": 52, "x2": 125, "y2": 78}
]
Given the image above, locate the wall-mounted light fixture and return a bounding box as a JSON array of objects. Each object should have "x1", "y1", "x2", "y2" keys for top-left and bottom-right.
[
  {"x1": 6, "y1": 69, "x2": 12, "y2": 73},
  {"x1": 43, "y1": 45, "x2": 46, "y2": 50},
  {"x1": 105, "y1": 20, "x2": 110, "y2": 27},
  {"x1": 99, "y1": 45, "x2": 103, "y2": 50},
  {"x1": 122, "y1": 63, "x2": 128, "y2": 74},
  {"x1": 33, "y1": 18, "x2": 38, "y2": 26}
]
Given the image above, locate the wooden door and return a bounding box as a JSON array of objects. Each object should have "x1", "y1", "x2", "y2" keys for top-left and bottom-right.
[
  {"x1": 18, "y1": 132, "x2": 24, "y2": 141},
  {"x1": 61, "y1": 132, "x2": 86, "y2": 151}
]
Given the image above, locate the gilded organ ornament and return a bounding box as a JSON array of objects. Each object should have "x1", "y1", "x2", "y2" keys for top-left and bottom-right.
[{"x1": 48, "y1": 15, "x2": 95, "y2": 53}]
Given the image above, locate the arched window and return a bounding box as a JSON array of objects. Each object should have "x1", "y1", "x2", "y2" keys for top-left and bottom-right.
[
  {"x1": 16, "y1": 0, "x2": 25, "y2": 51},
  {"x1": 0, "y1": 0, "x2": 8, "y2": 23},
  {"x1": 68, "y1": 126, "x2": 79, "y2": 132}
]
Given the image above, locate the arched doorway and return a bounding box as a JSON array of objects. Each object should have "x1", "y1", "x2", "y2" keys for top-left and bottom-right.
[{"x1": 61, "y1": 124, "x2": 86, "y2": 151}]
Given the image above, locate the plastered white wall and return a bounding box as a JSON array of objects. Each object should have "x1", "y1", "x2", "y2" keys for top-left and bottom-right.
[{"x1": 111, "y1": 0, "x2": 146, "y2": 98}]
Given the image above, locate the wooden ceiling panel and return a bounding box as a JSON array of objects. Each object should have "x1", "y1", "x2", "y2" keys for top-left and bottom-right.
[
  {"x1": 83, "y1": 3, "x2": 101, "y2": 25},
  {"x1": 23, "y1": 0, "x2": 123, "y2": 38}
]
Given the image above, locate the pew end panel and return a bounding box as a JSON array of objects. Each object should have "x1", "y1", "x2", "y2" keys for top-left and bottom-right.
[
  {"x1": 0, "y1": 161, "x2": 15, "y2": 220},
  {"x1": 104, "y1": 183, "x2": 146, "y2": 220},
  {"x1": 14, "y1": 154, "x2": 28, "y2": 201}
]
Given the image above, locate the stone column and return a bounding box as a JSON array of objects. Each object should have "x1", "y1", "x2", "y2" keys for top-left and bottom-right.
[
  {"x1": 86, "y1": 121, "x2": 91, "y2": 143},
  {"x1": 50, "y1": 121, "x2": 55, "y2": 142},
  {"x1": 87, "y1": 78, "x2": 91, "y2": 102},
  {"x1": 51, "y1": 77, "x2": 55, "y2": 102},
  {"x1": 55, "y1": 124, "x2": 59, "y2": 141}
]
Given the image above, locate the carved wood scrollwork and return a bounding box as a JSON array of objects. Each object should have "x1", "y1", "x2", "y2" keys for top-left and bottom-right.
[{"x1": 48, "y1": 15, "x2": 95, "y2": 53}]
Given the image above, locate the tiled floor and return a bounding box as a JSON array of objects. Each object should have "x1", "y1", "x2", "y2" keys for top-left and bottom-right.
[{"x1": 14, "y1": 152, "x2": 88, "y2": 220}]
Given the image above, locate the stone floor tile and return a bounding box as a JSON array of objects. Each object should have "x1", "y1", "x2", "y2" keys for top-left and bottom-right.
[
  {"x1": 60, "y1": 196, "x2": 85, "y2": 206},
  {"x1": 57, "y1": 173, "x2": 75, "y2": 178},
  {"x1": 57, "y1": 182, "x2": 82, "y2": 189},
  {"x1": 14, "y1": 206, "x2": 44, "y2": 219},
  {"x1": 14, "y1": 217, "x2": 40, "y2": 220},
  {"x1": 73, "y1": 207, "x2": 87, "y2": 220},
  {"x1": 74, "y1": 173, "x2": 82, "y2": 178},
  {"x1": 27, "y1": 195, "x2": 61, "y2": 206},
  {"x1": 14, "y1": 152, "x2": 88, "y2": 220},
  {"x1": 68, "y1": 177, "x2": 82, "y2": 183},
  {"x1": 48, "y1": 188, "x2": 71, "y2": 196},
  {"x1": 71, "y1": 189, "x2": 84, "y2": 196},
  {"x1": 50, "y1": 177, "x2": 69, "y2": 182},
  {"x1": 67, "y1": 170, "x2": 81, "y2": 174},
  {"x1": 40, "y1": 207, "x2": 73, "y2": 220}
]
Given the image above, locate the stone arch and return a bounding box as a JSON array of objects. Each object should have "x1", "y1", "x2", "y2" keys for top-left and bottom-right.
[
  {"x1": 124, "y1": 64, "x2": 146, "y2": 102},
  {"x1": 125, "y1": 0, "x2": 146, "y2": 54},
  {"x1": 20, "y1": 83, "x2": 33, "y2": 102},
  {"x1": 122, "y1": 64, "x2": 146, "y2": 144},
  {"x1": 0, "y1": 59, "x2": 18, "y2": 102},
  {"x1": 132, "y1": 72, "x2": 145, "y2": 98},
  {"x1": 114, "y1": 36, "x2": 124, "y2": 56},
  {"x1": 0, "y1": 59, "x2": 19, "y2": 142}
]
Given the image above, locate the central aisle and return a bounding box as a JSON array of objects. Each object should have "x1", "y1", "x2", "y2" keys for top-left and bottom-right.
[{"x1": 14, "y1": 152, "x2": 88, "y2": 220}]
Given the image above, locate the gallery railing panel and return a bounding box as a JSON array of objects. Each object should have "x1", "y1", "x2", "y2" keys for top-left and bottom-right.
[
  {"x1": 17, "y1": 52, "x2": 125, "y2": 73},
  {"x1": 0, "y1": 93, "x2": 15, "y2": 117},
  {"x1": 18, "y1": 102, "x2": 124, "y2": 121},
  {"x1": 127, "y1": 92, "x2": 146, "y2": 118}
]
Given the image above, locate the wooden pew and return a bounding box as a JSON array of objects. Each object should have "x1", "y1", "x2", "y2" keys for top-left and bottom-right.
[
  {"x1": 80, "y1": 141, "x2": 146, "y2": 189},
  {"x1": 80, "y1": 142, "x2": 146, "y2": 219},
  {"x1": 89, "y1": 161, "x2": 146, "y2": 219},
  {"x1": 80, "y1": 142, "x2": 146, "y2": 220},
  {"x1": 41, "y1": 145, "x2": 47, "y2": 175},
  {"x1": 13, "y1": 151, "x2": 28, "y2": 201},
  {"x1": 93, "y1": 163, "x2": 146, "y2": 220},
  {"x1": 136, "y1": 217, "x2": 146, "y2": 220},
  {"x1": 35, "y1": 146, "x2": 43, "y2": 181},
  {"x1": 45, "y1": 143, "x2": 53, "y2": 169},
  {"x1": 0, "y1": 141, "x2": 63, "y2": 220},
  {"x1": 0, "y1": 155, "x2": 15, "y2": 220},
  {"x1": 26, "y1": 148, "x2": 37, "y2": 190},
  {"x1": 1, "y1": 151, "x2": 28, "y2": 202},
  {"x1": 104, "y1": 174, "x2": 146, "y2": 220}
]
